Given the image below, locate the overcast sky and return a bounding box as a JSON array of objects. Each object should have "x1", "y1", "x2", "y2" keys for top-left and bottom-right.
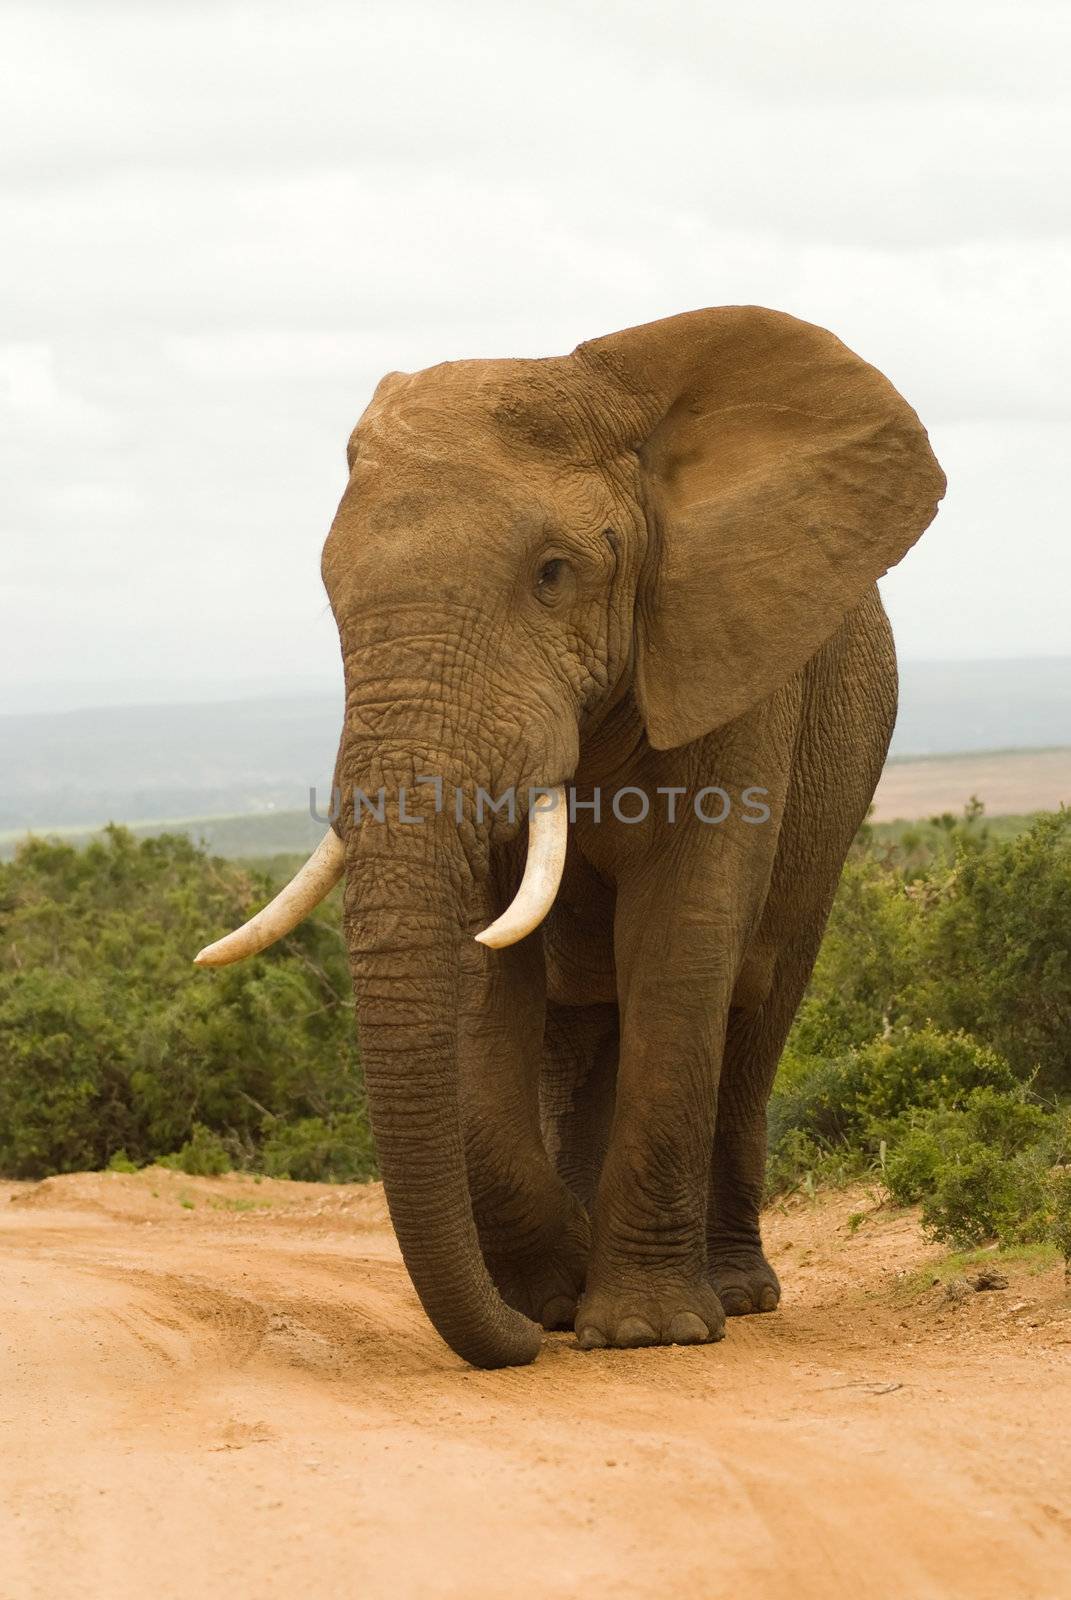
[{"x1": 3, "y1": 0, "x2": 1069, "y2": 713}]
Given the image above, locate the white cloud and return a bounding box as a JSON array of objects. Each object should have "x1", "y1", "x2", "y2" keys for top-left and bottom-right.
[
  {"x1": 881, "y1": 418, "x2": 1071, "y2": 660},
  {"x1": 2, "y1": 0, "x2": 1069, "y2": 706}
]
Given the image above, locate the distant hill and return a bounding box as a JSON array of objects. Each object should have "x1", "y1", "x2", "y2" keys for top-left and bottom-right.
[
  {"x1": 0, "y1": 659, "x2": 1066, "y2": 838},
  {"x1": 6, "y1": 745, "x2": 1064, "y2": 863},
  {"x1": 0, "y1": 693, "x2": 342, "y2": 832}
]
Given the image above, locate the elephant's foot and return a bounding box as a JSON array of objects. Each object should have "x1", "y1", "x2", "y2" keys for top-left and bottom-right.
[
  {"x1": 575, "y1": 1274, "x2": 726, "y2": 1350},
  {"x1": 708, "y1": 1244, "x2": 781, "y2": 1316},
  {"x1": 483, "y1": 1206, "x2": 591, "y2": 1331}
]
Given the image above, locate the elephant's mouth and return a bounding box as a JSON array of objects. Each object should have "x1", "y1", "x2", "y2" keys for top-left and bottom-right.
[{"x1": 192, "y1": 782, "x2": 569, "y2": 968}]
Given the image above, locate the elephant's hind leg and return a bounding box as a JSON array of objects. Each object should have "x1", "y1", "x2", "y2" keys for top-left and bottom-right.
[
  {"x1": 709, "y1": 595, "x2": 896, "y2": 1315},
  {"x1": 709, "y1": 839, "x2": 857, "y2": 1314},
  {"x1": 540, "y1": 1000, "x2": 619, "y2": 1212},
  {"x1": 707, "y1": 970, "x2": 819, "y2": 1317}
]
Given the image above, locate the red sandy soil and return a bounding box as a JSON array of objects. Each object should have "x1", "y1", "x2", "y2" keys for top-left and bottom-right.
[{"x1": 1, "y1": 1170, "x2": 1069, "y2": 1600}]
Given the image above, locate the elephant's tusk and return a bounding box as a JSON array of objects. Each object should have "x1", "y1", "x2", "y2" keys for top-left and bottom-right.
[
  {"x1": 193, "y1": 829, "x2": 345, "y2": 967},
  {"x1": 475, "y1": 786, "x2": 568, "y2": 949}
]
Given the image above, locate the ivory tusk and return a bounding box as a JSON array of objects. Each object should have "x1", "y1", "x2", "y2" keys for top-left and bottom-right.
[
  {"x1": 475, "y1": 786, "x2": 568, "y2": 949},
  {"x1": 193, "y1": 829, "x2": 345, "y2": 967}
]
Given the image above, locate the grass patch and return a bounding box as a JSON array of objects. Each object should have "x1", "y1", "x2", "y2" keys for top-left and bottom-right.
[
  {"x1": 930, "y1": 1242, "x2": 1062, "y2": 1282},
  {"x1": 892, "y1": 1241, "x2": 1063, "y2": 1304}
]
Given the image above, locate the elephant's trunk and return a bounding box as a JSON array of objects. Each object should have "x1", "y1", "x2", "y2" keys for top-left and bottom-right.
[
  {"x1": 343, "y1": 813, "x2": 542, "y2": 1369},
  {"x1": 190, "y1": 672, "x2": 568, "y2": 1364}
]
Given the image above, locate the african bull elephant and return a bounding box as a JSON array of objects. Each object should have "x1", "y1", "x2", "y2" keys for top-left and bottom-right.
[{"x1": 196, "y1": 306, "x2": 944, "y2": 1368}]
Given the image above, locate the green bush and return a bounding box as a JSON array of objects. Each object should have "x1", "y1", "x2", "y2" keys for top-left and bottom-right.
[
  {"x1": 785, "y1": 807, "x2": 1070, "y2": 1091},
  {"x1": 159, "y1": 1122, "x2": 232, "y2": 1177},
  {"x1": 879, "y1": 1087, "x2": 1050, "y2": 1243},
  {"x1": 4, "y1": 801, "x2": 1068, "y2": 1250},
  {"x1": 919, "y1": 1143, "x2": 1041, "y2": 1248},
  {"x1": 767, "y1": 1028, "x2": 1019, "y2": 1191},
  {"x1": 881, "y1": 1122, "x2": 945, "y2": 1206},
  {"x1": 106, "y1": 1148, "x2": 139, "y2": 1174},
  {"x1": 766, "y1": 806, "x2": 1071, "y2": 1260},
  {"x1": 763, "y1": 1125, "x2": 867, "y2": 1197},
  {"x1": 0, "y1": 828, "x2": 371, "y2": 1179},
  {"x1": 855, "y1": 1031, "x2": 1019, "y2": 1120},
  {"x1": 260, "y1": 1113, "x2": 376, "y2": 1183},
  {"x1": 788, "y1": 854, "x2": 920, "y2": 1056},
  {"x1": 1048, "y1": 1168, "x2": 1071, "y2": 1272},
  {"x1": 920, "y1": 811, "x2": 1071, "y2": 1093}
]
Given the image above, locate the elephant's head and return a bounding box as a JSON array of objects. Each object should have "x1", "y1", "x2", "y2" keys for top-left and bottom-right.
[{"x1": 196, "y1": 307, "x2": 944, "y2": 1367}]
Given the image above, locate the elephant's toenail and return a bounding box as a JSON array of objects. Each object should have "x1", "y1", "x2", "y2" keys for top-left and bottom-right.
[
  {"x1": 667, "y1": 1312, "x2": 710, "y2": 1345},
  {"x1": 577, "y1": 1326, "x2": 608, "y2": 1350},
  {"x1": 541, "y1": 1296, "x2": 576, "y2": 1330},
  {"x1": 719, "y1": 1288, "x2": 752, "y2": 1317},
  {"x1": 757, "y1": 1285, "x2": 779, "y2": 1312},
  {"x1": 615, "y1": 1316, "x2": 658, "y2": 1347}
]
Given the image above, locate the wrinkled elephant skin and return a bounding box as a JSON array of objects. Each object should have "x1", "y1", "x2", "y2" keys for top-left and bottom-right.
[{"x1": 206, "y1": 306, "x2": 945, "y2": 1368}]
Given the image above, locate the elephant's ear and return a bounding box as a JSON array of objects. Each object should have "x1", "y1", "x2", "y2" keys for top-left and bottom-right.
[{"x1": 576, "y1": 307, "x2": 945, "y2": 750}]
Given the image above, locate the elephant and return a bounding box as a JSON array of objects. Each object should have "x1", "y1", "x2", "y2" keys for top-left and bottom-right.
[{"x1": 196, "y1": 305, "x2": 944, "y2": 1369}]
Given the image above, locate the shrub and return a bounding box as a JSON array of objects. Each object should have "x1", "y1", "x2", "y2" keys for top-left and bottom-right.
[
  {"x1": 766, "y1": 806, "x2": 1071, "y2": 1259},
  {"x1": 918, "y1": 810, "x2": 1071, "y2": 1093},
  {"x1": 918, "y1": 1143, "x2": 1041, "y2": 1248},
  {"x1": 786, "y1": 808, "x2": 1071, "y2": 1092},
  {"x1": 1047, "y1": 1168, "x2": 1071, "y2": 1274},
  {"x1": 106, "y1": 1148, "x2": 139, "y2": 1174},
  {"x1": 5, "y1": 802, "x2": 1068, "y2": 1234},
  {"x1": 259, "y1": 1113, "x2": 376, "y2": 1183},
  {"x1": 763, "y1": 1125, "x2": 868, "y2": 1197},
  {"x1": 882, "y1": 1123, "x2": 946, "y2": 1206},
  {"x1": 0, "y1": 828, "x2": 371, "y2": 1179},
  {"x1": 788, "y1": 855, "x2": 920, "y2": 1056},
  {"x1": 876, "y1": 1091, "x2": 1061, "y2": 1248},
  {"x1": 766, "y1": 1028, "x2": 1018, "y2": 1196},
  {"x1": 159, "y1": 1122, "x2": 231, "y2": 1177}
]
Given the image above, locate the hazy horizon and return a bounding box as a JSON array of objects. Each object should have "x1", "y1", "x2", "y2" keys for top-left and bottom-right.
[
  {"x1": 4, "y1": 652, "x2": 1071, "y2": 720},
  {"x1": 2, "y1": 657, "x2": 1067, "y2": 836}
]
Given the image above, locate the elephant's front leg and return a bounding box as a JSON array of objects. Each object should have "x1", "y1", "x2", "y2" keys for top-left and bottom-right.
[
  {"x1": 458, "y1": 927, "x2": 590, "y2": 1331},
  {"x1": 576, "y1": 880, "x2": 733, "y2": 1350}
]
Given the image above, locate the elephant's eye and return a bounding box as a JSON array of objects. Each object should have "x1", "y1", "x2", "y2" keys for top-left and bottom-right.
[{"x1": 534, "y1": 557, "x2": 570, "y2": 604}]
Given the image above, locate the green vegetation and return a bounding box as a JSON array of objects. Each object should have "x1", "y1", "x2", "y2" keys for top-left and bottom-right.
[
  {"x1": 158, "y1": 1122, "x2": 233, "y2": 1176},
  {"x1": 869, "y1": 807, "x2": 1043, "y2": 856},
  {"x1": 1, "y1": 806, "x2": 1045, "y2": 867},
  {"x1": 0, "y1": 826, "x2": 370, "y2": 1182},
  {"x1": 769, "y1": 803, "x2": 1071, "y2": 1267},
  {"x1": 0, "y1": 810, "x2": 327, "y2": 864},
  {"x1": 2, "y1": 805, "x2": 1069, "y2": 1274}
]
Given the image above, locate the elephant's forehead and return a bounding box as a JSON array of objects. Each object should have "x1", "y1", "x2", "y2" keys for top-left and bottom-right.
[
  {"x1": 346, "y1": 443, "x2": 543, "y2": 529},
  {"x1": 344, "y1": 447, "x2": 613, "y2": 547},
  {"x1": 353, "y1": 355, "x2": 600, "y2": 463},
  {"x1": 323, "y1": 357, "x2": 622, "y2": 601},
  {"x1": 323, "y1": 439, "x2": 611, "y2": 607},
  {"x1": 347, "y1": 470, "x2": 549, "y2": 548}
]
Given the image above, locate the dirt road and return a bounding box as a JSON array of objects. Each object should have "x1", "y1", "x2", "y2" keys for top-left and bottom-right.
[{"x1": 1, "y1": 1170, "x2": 1069, "y2": 1600}]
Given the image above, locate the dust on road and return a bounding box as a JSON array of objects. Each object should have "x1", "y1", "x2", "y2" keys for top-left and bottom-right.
[{"x1": 1, "y1": 1169, "x2": 1069, "y2": 1600}]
